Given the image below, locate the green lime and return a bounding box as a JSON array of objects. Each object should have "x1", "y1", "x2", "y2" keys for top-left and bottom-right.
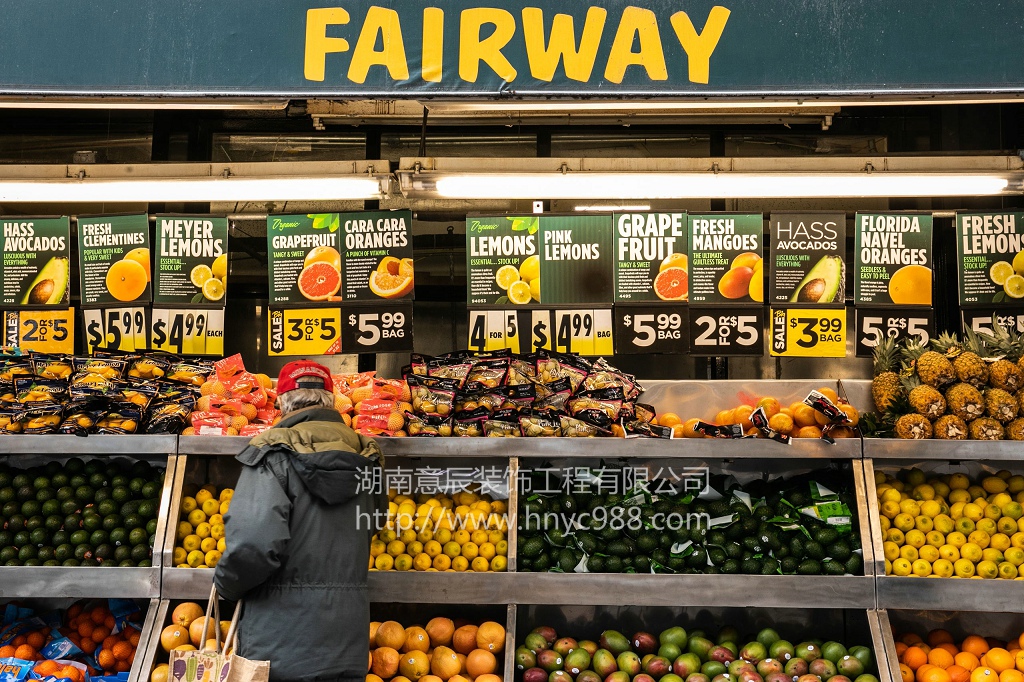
[
  {"x1": 69, "y1": 530, "x2": 89, "y2": 545},
  {"x1": 37, "y1": 546, "x2": 55, "y2": 562},
  {"x1": 123, "y1": 514, "x2": 142, "y2": 530},
  {"x1": 82, "y1": 514, "x2": 101, "y2": 532},
  {"x1": 111, "y1": 487, "x2": 130, "y2": 503},
  {"x1": 25, "y1": 515, "x2": 43, "y2": 532},
  {"x1": 131, "y1": 544, "x2": 150, "y2": 562},
  {"x1": 0, "y1": 488, "x2": 14, "y2": 504},
  {"x1": 131, "y1": 461, "x2": 152, "y2": 478},
  {"x1": 0, "y1": 531, "x2": 10, "y2": 546},
  {"x1": 35, "y1": 488, "x2": 55, "y2": 503},
  {"x1": 129, "y1": 528, "x2": 148, "y2": 546},
  {"x1": 129, "y1": 478, "x2": 145, "y2": 495},
  {"x1": 33, "y1": 476, "x2": 50, "y2": 490},
  {"x1": 60, "y1": 499, "x2": 79, "y2": 515},
  {"x1": 142, "y1": 481, "x2": 159, "y2": 499},
  {"x1": 11, "y1": 474, "x2": 30, "y2": 488},
  {"x1": 29, "y1": 528, "x2": 50, "y2": 545},
  {"x1": 146, "y1": 519, "x2": 158, "y2": 535},
  {"x1": 51, "y1": 473, "x2": 69, "y2": 488},
  {"x1": 45, "y1": 515, "x2": 62, "y2": 532},
  {"x1": 17, "y1": 486, "x2": 34, "y2": 501},
  {"x1": 54, "y1": 544, "x2": 72, "y2": 561},
  {"x1": 13, "y1": 531, "x2": 29, "y2": 546},
  {"x1": 2, "y1": 501, "x2": 18, "y2": 516},
  {"x1": 69, "y1": 475, "x2": 86, "y2": 488},
  {"x1": 0, "y1": 547, "x2": 18, "y2": 562},
  {"x1": 20, "y1": 500, "x2": 40, "y2": 517},
  {"x1": 138, "y1": 500, "x2": 156, "y2": 518},
  {"x1": 0, "y1": 472, "x2": 10, "y2": 488},
  {"x1": 22, "y1": 558, "x2": 40, "y2": 566},
  {"x1": 51, "y1": 530, "x2": 68, "y2": 546},
  {"x1": 97, "y1": 500, "x2": 118, "y2": 516},
  {"x1": 5, "y1": 559, "x2": 21, "y2": 566},
  {"x1": 88, "y1": 473, "x2": 106, "y2": 489},
  {"x1": 79, "y1": 557, "x2": 98, "y2": 567},
  {"x1": 94, "y1": 488, "x2": 112, "y2": 504},
  {"x1": 64, "y1": 513, "x2": 82, "y2": 530},
  {"x1": 110, "y1": 475, "x2": 129, "y2": 489}
]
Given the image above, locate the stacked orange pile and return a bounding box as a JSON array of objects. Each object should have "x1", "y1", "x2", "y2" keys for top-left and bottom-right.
[{"x1": 895, "y1": 629, "x2": 1024, "y2": 682}]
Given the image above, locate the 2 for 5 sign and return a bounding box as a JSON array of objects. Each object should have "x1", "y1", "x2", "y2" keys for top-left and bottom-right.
[
  {"x1": 4, "y1": 309, "x2": 74, "y2": 354},
  {"x1": 770, "y1": 308, "x2": 847, "y2": 357}
]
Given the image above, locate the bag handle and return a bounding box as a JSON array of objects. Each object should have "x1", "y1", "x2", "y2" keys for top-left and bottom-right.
[
  {"x1": 222, "y1": 598, "x2": 244, "y2": 657},
  {"x1": 199, "y1": 584, "x2": 223, "y2": 653}
]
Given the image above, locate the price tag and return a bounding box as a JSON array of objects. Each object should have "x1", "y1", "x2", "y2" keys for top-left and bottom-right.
[
  {"x1": 687, "y1": 307, "x2": 764, "y2": 356},
  {"x1": 553, "y1": 309, "x2": 613, "y2": 356},
  {"x1": 150, "y1": 308, "x2": 225, "y2": 356},
  {"x1": 83, "y1": 307, "x2": 147, "y2": 354},
  {"x1": 961, "y1": 308, "x2": 1024, "y2": 335},
  {"x1": 341, "y1": 303, "x2": 414, "y2": 354},
  {"x1": 468, "y1": 310, "x2": 522, "y2": 354},
  {"x1": 268, "y1": 308, "x2": 342, "y2": 356},
  {"x1": 529, "y1": 309, "x2": 553, "y2": 352},
  {"x1": 770, "y1": 307, "x2": 847, "y2": 358},
  {"x1": 3, "y1": 308, "x2": 74, "y2": 353},
  {"x1": 855, "y1": 308, "x2": 935, "y2": 357},
  {"x1": 614, "y1": 305, "x2": 688, "y2": 354}
]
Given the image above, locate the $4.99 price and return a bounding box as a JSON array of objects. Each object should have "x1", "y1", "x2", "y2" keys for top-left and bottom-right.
[{"x1": 151, "y1": 309, "x2": 225, "y2": 355}]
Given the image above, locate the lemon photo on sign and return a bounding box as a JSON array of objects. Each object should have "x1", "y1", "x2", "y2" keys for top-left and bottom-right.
[
  {"x1": 190, "y1": 260, "x2": 228, "y2": 303},
  {"x1": 990, "y1": 260, "x2": 1014, "y2": 286},
  {"x1": 517, "y1": 255, "x2": 540, "y2": 303}
]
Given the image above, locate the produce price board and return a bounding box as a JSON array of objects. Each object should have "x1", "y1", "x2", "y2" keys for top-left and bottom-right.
[
  {"x1": 688, "y1": 307, "x2": 764, "y2": 356},
  {"x1": 769, "y1": 307, "x2": 847, "y2": 357},
  {"x1": 267, "y1": 302, "x2": 414, "y2": 356},
  {"x1": 0, "y1": 216, "x2": 71, "y2": 309},
  {"x1": 855, "y1": 308, "x2": 934, "y2": 357},
  {"x1": 854, "y1": 212, "x2": 933, "y2": 306},
  {"x1": 340, "y1": 302, "x2": 414, "y2": 354},
  {"x1": 613, "y1": 304, "x2": 688, "y2": 354},
  {"x1": 82, "y1": 306, "x2": 148, "y2": 353},
  {"x1": 768, "y1": 212, "x2": 846, "y2": 306},
  {"x1": 268, "y1": 307, "x2": 342, "y2": 356},
  {"x1": 467, "y1": 307, "x2": 613, "y2": 356},
  {"x1": 3, "y1": 308, "x2": 74, "y2": 353},
  {"x1": 687, "y1": 213, "x2": 763, "y2": 304},
  {"x1": 154, "y1": 215, "x2": 228, "y2": 307},
  {"x1": 961, "y1": 308, "x2": 1024, "y2": 334},
  {"x1": 150, "y1": 308, "x2": 225, "y2": 355}
]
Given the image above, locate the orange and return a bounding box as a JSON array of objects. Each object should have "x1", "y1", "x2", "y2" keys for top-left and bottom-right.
[
  {"x1": 97, "y1": 649, "x2": 117, "y2": 671},
  {"x1": 160, "y1": 624, "x2": 189, "y2": 651},
  {"x1": 965, "y1": 637, "x2": 992, "y2": 658},
  {"x1": 956, "y1": 653, "x2": 981, "y2": 671},
  {"x1": 904, "y1": 635, "x2": 927, "y2": 646},
  {"x1": 999, "y1": 671, "x2": 1024, "y2": 682},
  {"x1": 112, "y1": 641, "x2": 134, "y2": 661},
  {"x1": 26, "y1": 632, "x2": 45, "y2": 650},
  {"x1": 14, "y1": 645, "x2": 35, "y2": 660},
  {"x1": 897, "y1": 642, "x2": 910, "y2": 658},
  {"x1": 1016, "y1": 650, "x2": 1024, "y2": 672},
  {"x1": 658, "y1": 412, "x2": 681, "y2": 427},
  {"x1": 35, "y1": 661, "x2": 60, "y2": 677},
  {"x1": 906, "y1": 647, "x2": 930, "y2": 671},
  {"x1": 931, "y1": 631, "x2": 956, "y2": 647},
  {"x1": 419, "y1": 676, "x2": 443, "y2": 682},
  {"x1": 465, "y1": 649, "x2": 497, "y2": 679},
  {"x1": 939, "y1": 645, "x2": 961, "y2": 657},
  {"x1": 920, "y1": 667, "x2": 953, "y2": 682},
  {"x1": 369, "y1": 270, "x2": 414, "y2": 300},
  {"x1": 1019, "y1": 634, "x2": 1024, "y2": 651},
  {"x1": 91, "y1": 626, "x2": 111, "y2": 644},
  {"x1": 972, "y1": 669, "x2": 998, "y2": 682},
  {"x1": 399, "y1": 650, "x2": 430, "y2": 681},
  {"x1": 377, "y1": 621, "x2": 408, "y2": 650},
  {"x1": 372, "y1": 647, "x2": 401, "y2": 678},
  {"x1": 172, "y1": 602, "x2": 204, "y2": 627},
  {"x1": 901, "y1": 664, "x2": 916, "y2": 682},
  {"x1": 987, "y1": 649, "x2": 1014, "y2": 673},
  {"x1": 403, "y1": 627, "x2": 430, "y2": 654},
  {"x1": 105, "y1": 259, "x2": 148, "y2": 302},
  {"x1": 733, "y1": 405, "x2": 755, "y2": 429},
  {"x1": 475, "y1": 621, "x2": 506, "y2": 653},
  {"x1": 452, "y1": 625, "x2": 478, "y2": 655},
  {"x1": 370, "y1": 622, "x2": 381, "y2": 647},
  {"x1": 476, "y1": 675, "x2": 502, "y2": 682},
  {"x1": 931, "y1": 649, "x2": 956, "y2": 669},
  {"x1": 795, "y1": 425, "x2": 823, "y2": 439},
  {"x1": 949, "y1": 666, "x2": 971, "y2": 682},
  {"x1": 0, "y1": 646, "x2": 16, "y2": 659},
  {"x1": 431, "y1": 646, "x2": 461, "y2": 679}
]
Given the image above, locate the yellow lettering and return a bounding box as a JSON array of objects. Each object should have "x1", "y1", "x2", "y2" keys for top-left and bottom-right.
[
  {"x1": 459, "y1": 8, "x2": 518, "y2": 83},
  {"x1": 522, "y1": 7, "x2": 606, "y2": 82},
  {"x1": 347, "y1": 6, "x2": 409, "y2": 84},
  {"x1": 604, "y1": 7, "x2": 667, "y2": 84},
  {"x1": 304, "y1": 8, "x2": 350, "y2": 82},
  {"x1": 422, "y1": 8, "x2": 444, "y2": 82},
  {"x1": 670, "y1": 7, "x2": 730, "y2": 84}
]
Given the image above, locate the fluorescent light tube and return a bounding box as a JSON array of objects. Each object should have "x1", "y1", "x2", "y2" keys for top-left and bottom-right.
[
  {"x1": 0, "y1": 176, "x2": 383, "y2": 203},
  {"x1": 432, "y1": 173, "x2": 1010, "y2": 199}
]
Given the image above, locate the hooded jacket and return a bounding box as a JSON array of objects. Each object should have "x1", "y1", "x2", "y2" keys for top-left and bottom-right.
[{"x1": 213, "y1": 406, "x2": 387, "y2": 682}]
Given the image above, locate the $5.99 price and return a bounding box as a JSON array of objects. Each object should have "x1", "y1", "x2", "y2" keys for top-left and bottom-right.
[
  {"x1": 770, "y1": 308, "x2": 846, "y2": 357},
  {"x1": 349, "y1": 310, "x2": 406, "y2": 346},
  {"x1": 623, "y1": 312, "x2": 683, "y2": 347},
  {"x1": 83, "y1": 308, "x2": 146, "y2": 353}
]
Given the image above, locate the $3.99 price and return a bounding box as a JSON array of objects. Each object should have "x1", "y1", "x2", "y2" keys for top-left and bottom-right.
[{"x1": 771, "y1": 308, "x2": 846, "y2": 358}]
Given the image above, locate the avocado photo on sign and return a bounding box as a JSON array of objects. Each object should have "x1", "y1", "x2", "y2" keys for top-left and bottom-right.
[
  {"x1": 769, "y1": 212, "x2": 846, "y2": 305},
  {"x1": 1, "y1": 216, "x2": 71, "y2": 308}
]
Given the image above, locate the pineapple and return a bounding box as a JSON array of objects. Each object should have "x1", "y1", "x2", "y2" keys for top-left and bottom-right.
[
  {"x1": 1007, "y1": 418, "x2": 1024, "y2": 441},
  {"x1": 933, "y1": 414, "x2": 967, "y2": 440},
  {"x1": 871, "y1": 337, "x2": 903, "y2": 412},
  {"x1": 895, "y1": 413, "x2": 932, "y2": 439},
  {"x1": 985, "y1": 388, "x2": 1019, "y2": 423},
  {"x1": 945, "y1": 383, "x2": 984, "y2": 421},
  {"x1": 957, "y1": 328, "x2": 990, "y2": 388},
  {"x1": 904, "y1": 374, "x2": 946, "y2": 419},
  {"x1": 980, "y1": 322, "x2": 1023, "y2": 392},
  {"x1": 968, "y1": 417, "x2": 1004, "y2": 440},
  {"x1": 901, "y1": 340, "x2": 954, "y2": 388}
]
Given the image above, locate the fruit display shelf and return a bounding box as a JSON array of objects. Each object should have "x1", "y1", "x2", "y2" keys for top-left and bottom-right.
[
  {"x1": 863, "y1": 440, "x2": 1024, "y2": 461},
  {"x1": 0, "y1": 434, "x2": 178, "y2": 456},
  {"x1": 0, "y1": 453, "x2": 176, "y2": 599},
  {"x1": 876, "y1": 608, "x2": 1024, "y2": 682},
  {"x1": 514, "y1": 604, "x2": 895, "y2": 682},
  {"x1": 864, "y1": 458, "x2": 1024, "y2": 611}
]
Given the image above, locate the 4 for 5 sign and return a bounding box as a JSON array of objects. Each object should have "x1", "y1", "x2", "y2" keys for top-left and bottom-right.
[{"x1": 770, "y1": 308, "x2": 847, "y2": 357}]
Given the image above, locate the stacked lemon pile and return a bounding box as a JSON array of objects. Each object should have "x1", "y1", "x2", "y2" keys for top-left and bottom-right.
[
  {"x1": 878, "y1": 468, "x2": 1024, "y2": 578},
  {"x1": 173, "y1": 485, "x2": 233, "y2": 568},
  {"x1": 370, "y1": 490, "x2": 508, "y2": 572}
]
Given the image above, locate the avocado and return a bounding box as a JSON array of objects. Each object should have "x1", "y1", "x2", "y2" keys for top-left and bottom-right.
[
  {"x1": 796, "y1": 559, "x2": 822, "y2": 574},
  {"x1": 822, "y1": 559, "x2": 846, "y2": 575},
  {"x1": 845, "y1": 554, "x2": 864, "y2": 575},
  {"x1": 521, "y1": 536, "x2": 545, "y2": 558},
  {"x1": 20, "y1": 257, "x2": 69, "y2": 305},
  {"x1": 740, "y1": 558, "x2": 762, "y2": 574},
  {"x1": 827, "y1": 540, "x2": 852, "y2": 561},
  {"x1": 814, "y1": 528, "x2": 839, "y2": 545},
  {"x1": 780, "y1": 557, "x2": 799, "y2": 573},
  {"x1": 586, "y1": 555, "x2": 605, "y2": 572},
  {"x1": 804, "y1": 540, "x2": 825, "y2": 560},
  {"x1": 790, "y1": 255, "x2": 844, "y2": 303},
  {"x1": 558, "y1": 548, "x2": 578, "y2": 572},
  {"x1": 760, "y1": 558, "x2": 781, "y2": 575}
]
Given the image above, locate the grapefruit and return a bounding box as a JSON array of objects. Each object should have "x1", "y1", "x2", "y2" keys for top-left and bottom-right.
[
  {"x1": 654, "y1": 267, "x2": 688, "y2": 301},
  {"x1": 304, "y1": 245, "x2": 341, "y2": 271},
  {"x1": 160, "y1": 624, "x2": 189, "y2": 651},
  {"x1": 298, "y1": 262, "x2": 341, "y2": 301},
  {"x1": 106, "y1": 259, "x2": 148, "y2": 302},
  {"x1": 660, "y1": 253, "x2": 688, "y2": 273},
  {"x1": 369, "y1": 270, "x2": 413, "y2": 299},
  {"x1": 171, "y1": 602, "x2": 204, "y2": 627}
]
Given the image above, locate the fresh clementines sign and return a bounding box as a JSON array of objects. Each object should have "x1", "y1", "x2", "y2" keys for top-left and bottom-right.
[{"x1": 1, "y1": 2, "x2": 1023, "y2": 97}]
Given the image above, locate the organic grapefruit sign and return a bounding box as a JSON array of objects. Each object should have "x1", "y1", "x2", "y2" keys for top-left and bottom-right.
[{"x1": 77, "y1": 215, "x2": 152, "y2": 307}]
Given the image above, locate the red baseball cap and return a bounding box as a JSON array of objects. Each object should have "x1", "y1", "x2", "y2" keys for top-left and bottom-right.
[{"x1": 277, "y1": 360, "x2": 334, "y2": 394}]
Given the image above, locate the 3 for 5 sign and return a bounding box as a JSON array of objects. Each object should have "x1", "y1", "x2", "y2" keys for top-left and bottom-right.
[
  {"x1": 770, "y1": 308, "x2": 847, "y2": 357},
  {"x1": 268, "y1": 308, "x2": 341, "y2": 356}
]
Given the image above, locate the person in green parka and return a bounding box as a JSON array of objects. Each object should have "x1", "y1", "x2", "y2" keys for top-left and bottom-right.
[{"x1": 214, "y1": 360, "x2": 387, "y2": 682}]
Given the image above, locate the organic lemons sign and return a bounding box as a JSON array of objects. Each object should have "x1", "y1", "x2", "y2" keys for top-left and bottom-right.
[
  {"x1": 1, "y1": 216, "x2": 71, "y2": 309},
  {"x1": 613, "y1": 212, "x2": 687, "y2": 303},
  {"x1": 267, "y1": 211, "x2": 413, "y2": 306},
  {"x1": 956, "y1": 211, "x2": 1024, "y2": 305},
  {"x1": 687, "y1": 213, "x2": 763, "y2": 304},
  {"x1": 77, "y1": 215, "x2": 152, "y2": 306},
  {"x1": 467, "y1": 214, "x2": 612, "y2": 306},
  {"x1": 854, "y1": 213, "x2": 932, "y2": 306},
  {"x1": 154, "y1": 216, "x2": 228, "y2": 306}
]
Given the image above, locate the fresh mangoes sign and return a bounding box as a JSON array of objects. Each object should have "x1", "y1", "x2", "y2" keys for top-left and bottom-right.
[
  {"x1": 0, "y1": 216, "x2": 70, "y2": 309},
  {"x1": 687, "y1": 213, "x2": 763, "y2": 304},
  {"x1": 854, "y1": 213, "x2": 932, "y2": 306},
  {"x1": 154, "y1": 216, "x2": 228, "y2": 307},
  {"x1": 769, "y1": 213, "x2": 845, "y2": 306},
  {"x1": 77, "y1": 215, "x2": 152, "y2": 307},
  {"x1": 467, "y1": 215, "x2": 612, "y2": 306},
  {"x1": 613, "y1": 212, "x2": 687, "y2": 303},
  {"x1": 956, "y1": 211, "x2": 1024, "y2": 306}
]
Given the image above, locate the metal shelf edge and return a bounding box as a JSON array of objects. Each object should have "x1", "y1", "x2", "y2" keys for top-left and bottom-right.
[
  {"x1": 0, "y1": 435, "x2": 177, "y2": 455},
  {"x1": 863, "y1": 438, "x2": 1024, "y2": 460}
]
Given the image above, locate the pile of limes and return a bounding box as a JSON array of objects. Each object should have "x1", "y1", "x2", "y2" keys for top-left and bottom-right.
[
  {"x1": 877, "y1": 468, "x2": 1024, "y2": 578},
  {"x1": 369, "y1": 490, "x2": 508, "y2": 572},
  {"x1": 173, "y1": 484, "x2": 232, "y2": 568}
]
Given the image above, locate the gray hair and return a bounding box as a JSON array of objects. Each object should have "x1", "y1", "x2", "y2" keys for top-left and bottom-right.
[{"x1": 277, "y1": 388, "x2": 335, "y2": 416}]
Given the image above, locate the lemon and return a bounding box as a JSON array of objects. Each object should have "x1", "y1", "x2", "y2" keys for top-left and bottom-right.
[
  {"x1": 518, "y1": 255, "x2": 540, "y2": 281},
  {"x1": 912, "y1": 559, "x2": 933, "y2": 577},
  {"x1": 181, "y1": 496, "x2": 198, "y2": 514},
  {"x1": 173, "y1": 547, "x2": 187, "y2": 565},
  {"x1": 991, "y1": 260, "x2": 1015, "y2": 285},
  {"x1": 495, "y1": 265, "x2": 520, "y2": 290},
  {"x1": 451, "y1": 556, "x2": 469, "y2": 571},
  {"x1": 490, "y1": 555, "x2": 507, "y2": 572},
  {"x1": 413, "y1": 553, "x2": 433, "y2": 571},
  {"x1": 375, "y1": 553, "x2": 394, "y2": 570},
  {"x1": 461, "y1": 542, "x2": 479, "y2": 560},
  {"x1": 443, "y1": 541, "x2": 461, "y2": 558},
  {"x1": 394, "y1": 553, "x2": 413, "y2": 571},
  {"x1": 939, "y1": 544, "x2": 960, "y2": 561},
  {"x1": 217, "y1": 537, "x2": 226, "y2": 552},
  {"x1": 201, "y1": 537, "x2": 218, "y2": 553},
  {"x1": 998, "y1": 517, "x2": 1019, "y2": 534},
  {"x1": 982, "y1": 547, "x2": 1004, "y2": 562},
  {"x1": 195, "y1": 489, "x2": 213, "y2": 504},
  {"x1": 905, "y1": 529, "x2": 926, "y2": 548},
  {"x1": 182, "y1": 534, "x2": 202, "y2": 551},
  {"x1": 998, "y1": 562, "x2": 1018, "y2": 579},
  {"x1": 1005, "y1": 547, "x2": 1024, "y2": 565},
  {"x1": 187, "y1": 550, "x2": 206, "y2": 568},
  {"x1": 918, "y1": 545, "x2": 940, "y2": 563},
  {"x1": 894, "y1": 513, "x2": 916, "y2": 533},
  {"x1": 177, "y1": 521, "x2": 194, "y2": 541},
  {"x1": 496, "y1": 540, "x2": 508, "y2": 556},
  {"x1": 961, "y1": 542, "x2": 983, "y2": 562},
  {"x1": 387, "y1": 540, "x2": 406, "y2": 556},
  {"x1": 508, "y1": 280, "x2": 532, "y2": 305},
  {"x1": 205, "y1": 550, "x2": 222, "y2": 567},
  {"x1": 883, "y1": 541, "x2": 901, "y2": 562},
  {"x1": 1005, "y1": 274, "x2": 1024, "y2": 297},
  {"x1": 203, "y1": 277, "x2": 225, "y2": 301},
  {"x1": 881, "y1": 500, "x2": 901, "y2": 519},
  {"x1": 933, "y1": 559, "x2": 954, "y2": 577},
  {"x1": 886, "y1": 528, "x2": 905, "y2": 544},
  {"x1": 947, "y1": 531, "x2": 967, "y2": 547},
  {"x1": 991, "y1": 533, "x2": 1012, "y2": 551},
  {"x1": 977, "y1": 559, "x2": 999, "y2": 579},
  {"x1": 406, "y1": 541, "x2": 423, "y2": 556},
  {"x1": 191, "y1": 264, "x2": 213, "y2": 288},
  {"x1": 212, "y1": 254, "x2": 228, "y2": 279},
  {"x1": 195, "y1": 522, "x2": 211, "y2": 539},
  {"x1": 188, "y1": 509, "x2": 207, "y2": 527},
  {"x1": 899, "y1": 545, "x2": 919, "y2": 562},
  {"x1": 914, "y1": 516, "x2": 934, "y2": 533},
  {"x1": 529, "y1": 277, "x2": 541, "y2": 302},
  {"x1": 891, "y1": 558, "x2": 912, "y2": 576}
]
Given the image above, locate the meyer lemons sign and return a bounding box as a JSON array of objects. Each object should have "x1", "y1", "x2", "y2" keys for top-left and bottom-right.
[{"x1": 154, "y1": 215, "x2": 228, "y2": 307}]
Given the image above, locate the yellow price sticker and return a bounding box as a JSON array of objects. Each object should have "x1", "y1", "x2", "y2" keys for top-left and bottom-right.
[
  {"x1": 468, "y1": 310, "x2": 522, "y2": 355},
  {"x1": 553, "y1": 309, "x2": 614, "y2": 356},
  {"x1": 3, "y1": 308, "x2": 74, "y2": 354},
  {"x1": 769, "y1": 307, "x2": 847, "y2": 358},
  {"x1": 151, "y1": 308, "x2": 225, "y2": 356},
  {"x1": 83, "y1": 307, "x2": 147, "y2": 354},
  {"x1": 268, "y1": 308, "x2": 341, "y2": 356}
]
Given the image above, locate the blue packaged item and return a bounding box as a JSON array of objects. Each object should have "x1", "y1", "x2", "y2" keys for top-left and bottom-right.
[{"x1": 0, "y1": 657, "x2": 33, "y2": 682}]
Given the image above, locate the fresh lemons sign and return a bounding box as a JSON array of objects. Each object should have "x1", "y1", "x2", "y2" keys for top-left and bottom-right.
[
  {"x1": 854, "y1": 213, "x2": 933, "y2": 306},
  {"x1": 0, "y1": 216, "x2": 71, "y2": 309},
  {"x1": 154, "y1": 216, "x2": 228, "y2": 306},
  {"x1": 956, "y1": 212, "x2": 1024, "y2": 305},
  {"x1": 77, "y1": 215, "x2": 152, "y2": 307}
]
